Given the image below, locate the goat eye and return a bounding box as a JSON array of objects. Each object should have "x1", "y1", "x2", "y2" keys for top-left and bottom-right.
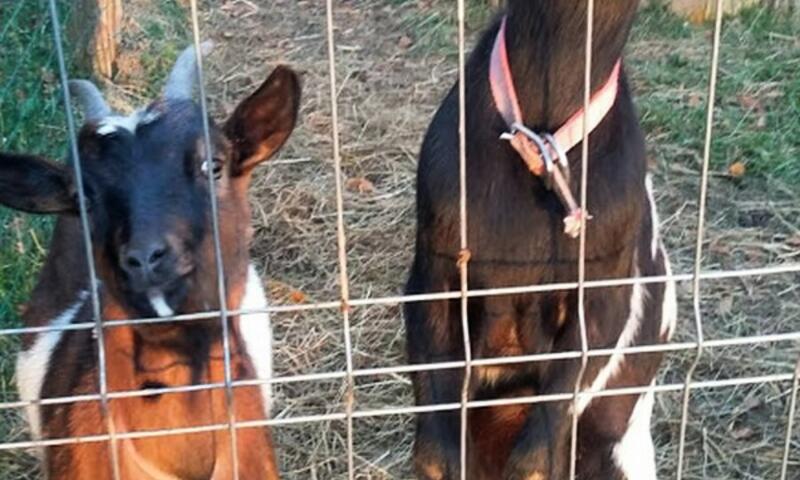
[{"x1": 200, "y1": 157, "x2": 224, "y2": 180}]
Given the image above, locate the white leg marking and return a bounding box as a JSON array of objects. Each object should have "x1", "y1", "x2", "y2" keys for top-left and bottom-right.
[
  {"x1": 575, "y1": 264, "x2": 646, "y2": 416},
  {"x1": 646, "y1": 174, "x2": 678, "y2": 340},
  {"x1": 238, "y1": 264, "x2": 274, "y2": 416},
  {"x1": 613, "y1": 383, "x2": 658, "y2": 480},
  {"x1": 645, "y1": 175, "x2": 660, "y2": 260},
  {"x1": 148, "y1": 292, "x2": 174, "y2": 317},
  {"x1": 16, "y1": 292, "x2": 88, "y2": 447},
  {"x1": 659, "y1": 246, "x2": 678, "y2": 340}
]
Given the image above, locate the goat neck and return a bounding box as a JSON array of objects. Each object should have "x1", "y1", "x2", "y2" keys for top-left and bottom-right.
[{"x1": 502, "y1": 0, "x2": 640, "y2": 131}]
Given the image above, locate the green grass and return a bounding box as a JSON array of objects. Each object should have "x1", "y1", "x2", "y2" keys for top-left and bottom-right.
[
  {"x1": 0, "y1": 1, "x2": 189, "y2": 476},
  {"x1": 0, "y1": 0, "x2": 72, "y2": 379},
  {"x1": 631, "y1": 4, "x2": 800, "y2": 181},
  {"x1": 135, "y1": 0, "x2": 191, "y2": 97},
  {"x1": 0, "y1": 4, "x2": 74, "y2": 476},
  {"x1": 392, "y1": 0, "x2": 495, "y2": 56}
]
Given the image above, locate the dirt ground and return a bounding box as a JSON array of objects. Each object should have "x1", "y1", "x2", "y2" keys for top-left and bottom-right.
[{"x1": 1, "y1": 0, "x2": 799, "y2": 479}]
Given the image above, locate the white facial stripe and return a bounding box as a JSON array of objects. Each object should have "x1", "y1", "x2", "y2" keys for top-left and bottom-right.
[
  {"x1": 138, "y1": 108, "x2": 161, "y2": 126},
  {"x1": 238, "y1": 264, "x2": 274, "y2": 416},
  {"x1": 16, "y1": 292, "x2": 89, "y2": 446},
  {"x1": 148, "y1": 293, "x2": 174, "y2": 318},
  {"x1": 96, "y1": 108, "x2": 161, "y2": 136}
]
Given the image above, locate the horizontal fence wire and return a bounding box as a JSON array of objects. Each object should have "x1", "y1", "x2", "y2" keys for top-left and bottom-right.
[
  {"x1": 1, "y1": 330, "x2": 799, "y2": 413},
  {"x1": 0, "y1": 372, "x2": 795, "y2": 451},
  {"x1": 0, "y1": 264, "x2": 798, "y2": 338},
  {"x1": 0, "y1": 1, "x2": 798, "y2": 479}
]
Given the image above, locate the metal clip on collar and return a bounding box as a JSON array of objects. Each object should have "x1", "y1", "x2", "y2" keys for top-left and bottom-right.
[{"x1": 499, "y1": 125, "x2": 589, "y2": 239}]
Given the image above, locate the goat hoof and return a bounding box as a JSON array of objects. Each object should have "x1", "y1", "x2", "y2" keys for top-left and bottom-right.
[
  {"x1": 414, "y1": 444, "x2": 460, "y2": 480},
  {"x1": 503, "y1": 449, "x2": 553, "y2": 480}
]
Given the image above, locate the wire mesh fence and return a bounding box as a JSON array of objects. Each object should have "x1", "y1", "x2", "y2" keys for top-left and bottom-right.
[{"x1": 0, "y1": 0, "x2": 799, "y2": 479}]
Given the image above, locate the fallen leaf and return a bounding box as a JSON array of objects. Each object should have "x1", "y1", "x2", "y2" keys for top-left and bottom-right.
[
  {"x1": 398, "y1": 35, "x2": 413, "y2": 49},
  {"x1": 306, "y1": 112, "x2": 331, "y2": 133},
  {"x1": 346, "y1": 177, "x2": 376, "y2": 194},
  {"x1": 289, "y1": 290, "x2": 307, "y2": 304},
  {"x1": 737, "y1": 94, "x2": 767, "y2": 129},
  {"x1": 687, "y1": 92, "x2": 703, "y2": 108},
  {"x1": 728, "y1": 161, "x2": 746, "y2": 178},
  {"x1": 737, "y1": 94, "x2": 761, "y2": 111}
]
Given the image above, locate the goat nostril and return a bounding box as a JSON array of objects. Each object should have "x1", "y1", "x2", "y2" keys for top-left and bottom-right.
[
  {"x1": 149, "y1": 247, "x2": 167, "y2": 266},
  {"x1": 126, "y1": 256, "x2": 143, "y2": 269}
]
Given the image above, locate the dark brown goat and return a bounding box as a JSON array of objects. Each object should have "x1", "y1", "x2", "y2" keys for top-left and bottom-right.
[
  {"x1": 2, "y1": 44, "x2": 300, "y2": 479},
  {"x1": 405, "y1": 1, "x2": 676, "y2": 479}
]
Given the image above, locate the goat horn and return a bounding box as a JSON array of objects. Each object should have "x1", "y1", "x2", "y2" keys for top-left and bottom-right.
[
  {"x1": 68, "y1": 80, "x2": 112, "y2": 121},
  {"x1": 163, "y1": 41, "x2": 214, "y2": 100}
]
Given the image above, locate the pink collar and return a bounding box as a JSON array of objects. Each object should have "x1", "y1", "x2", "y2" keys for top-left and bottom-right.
[{"x1": 489, "y1": 15, "x2": 622, "y2": 238}]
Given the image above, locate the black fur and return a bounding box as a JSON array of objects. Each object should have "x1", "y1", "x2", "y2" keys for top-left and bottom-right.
[{"x1": 405, "y1": 1, "x2": 671, "y2": 478}]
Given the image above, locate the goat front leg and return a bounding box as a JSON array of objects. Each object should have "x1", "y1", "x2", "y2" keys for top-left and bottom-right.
[
  {"x1": 502, "y1": 399, "x2": 572, "y2": 480},
  {"x1": 502, "y1": 357, "x2": 582, "y2": 480},
  {"x1": 412, "y1": 366, "x2": 465, "y2": 480},
  {"x1": 406, "y1": 271, "x2": 465, "y2": 480}
]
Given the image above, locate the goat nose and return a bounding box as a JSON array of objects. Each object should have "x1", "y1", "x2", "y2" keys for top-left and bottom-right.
[{"x1": 121, "y1": 241, "x2": 169, "y2": 277}]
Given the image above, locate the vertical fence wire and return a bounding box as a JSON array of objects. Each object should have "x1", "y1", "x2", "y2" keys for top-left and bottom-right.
[
  {"x1": 780, "y1": 356, "x2": 800, "y2": 480},
  {"x1": 45, "y1": 1, "x2": 122, "y2": 479},
  {"x1": 676, "y1": 1, "x2": 724, "y2": 478},
  {"x1": 187, "y1": 2, "x2": 240, "y2": 478},
  {"x1": 323, "y1": 1, "x2": 357, "y2": 477},
  {"x1": 569, "y1": 0, "x2": 595, "y2": 478},
  {"x1": 455, "y1": 0, "x2": 472, "y2": 479}
]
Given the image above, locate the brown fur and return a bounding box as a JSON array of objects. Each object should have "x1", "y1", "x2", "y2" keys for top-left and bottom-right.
[{"x1": 43, "y1": 291, "x2": 278, "y2": 479}]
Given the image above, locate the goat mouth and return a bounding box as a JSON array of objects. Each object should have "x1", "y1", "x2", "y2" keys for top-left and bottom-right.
[
  {"x1": 147, "y1": 290, "x2": 174, "y2": 317},
  {"x1": 117, "y1": 276, "x2": 187, "y2": 319}
]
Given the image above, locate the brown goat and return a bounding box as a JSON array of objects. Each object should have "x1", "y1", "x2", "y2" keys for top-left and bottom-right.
[{"x1": 3, "y1": 44, "x2": 300, "y2": 479}]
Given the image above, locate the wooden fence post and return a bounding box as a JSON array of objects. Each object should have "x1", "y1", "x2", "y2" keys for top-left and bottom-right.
[{"x1": 67, "y1": 0, "x2": 122, "y2": 78}]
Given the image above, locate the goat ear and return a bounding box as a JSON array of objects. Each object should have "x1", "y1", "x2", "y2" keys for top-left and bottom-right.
[
  {"x1": 224, "y1": 66, "x2": 301, "y2": 177},
  {"x1": 0, "y1": 153, "x2": 78, "y2": 214}
]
